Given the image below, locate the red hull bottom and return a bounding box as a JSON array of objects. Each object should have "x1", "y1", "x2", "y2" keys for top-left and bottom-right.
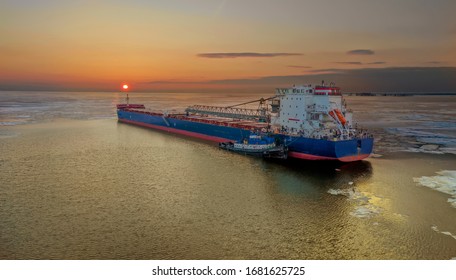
[{"x1": 288, "y1": 151, "x2": 370, "y2": 162}]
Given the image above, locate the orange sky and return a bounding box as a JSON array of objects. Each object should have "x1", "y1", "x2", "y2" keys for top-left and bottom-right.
[{"x1": 1, "y1": 0, "x2": 455, "y2": 92}]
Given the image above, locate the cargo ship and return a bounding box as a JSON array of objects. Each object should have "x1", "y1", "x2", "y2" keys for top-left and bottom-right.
[{"x1": 116, "y1": 82, "x2": 373, "y2": 162}]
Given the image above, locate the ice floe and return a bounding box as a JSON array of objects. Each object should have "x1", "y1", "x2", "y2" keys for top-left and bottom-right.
[
  {"x1": 439, "y1": 147, "x2": 456, "y2": 155},
  {"x1": 387, "y1": 127, "x2": 456, "y2": 144},
  {"x1": 327, "y1": 187, "x2": 381, "y2": 218},
  {"x1": 413, "y1": 170, "x2": 456, "y2": 208},
  {"x1": 431, "y1": 225, "x2": 456, "y2": 240},
  {"x1": 350, "y1": 205, "x2": 381, "y2": 218},
  {"x1": 419, "y1": 144, "x2": 440, "y2": 151},
  {"x1": 404, "y1": 147, "x2": 445, "y2": 155},
  {"x1": 386, "y1": 127, "x2": 456, "y2": 155},
  {"x1": 0, "y1": 121, "x2": 27, "y2": 126}
]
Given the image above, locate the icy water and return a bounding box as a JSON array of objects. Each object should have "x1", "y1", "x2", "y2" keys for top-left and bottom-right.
[{"x1": 1, "y1": 91, "x2": 455, "y2": 259}]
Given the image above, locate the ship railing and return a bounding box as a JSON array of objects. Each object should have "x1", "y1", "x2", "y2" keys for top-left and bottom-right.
[
  {"x1": 185, "y1": 105, "x2": 267, "y2": 121},
  {"x1": 278, "y1": 126, "x2": 372, "y2": 141},
  {"x1": 300, "y1": 131, "x2": 373, "y2": 140},
  {"x1": 123, "y1": 108, "x2": 163, "y2": 116},
  {"x1": 174, "y1": 115, "x2": 268, "y2": 131}
]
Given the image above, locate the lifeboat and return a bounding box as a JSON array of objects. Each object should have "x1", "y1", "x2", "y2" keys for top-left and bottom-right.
[{"x1": 329, "y1": 109, "x2": 347, "y2": 126}]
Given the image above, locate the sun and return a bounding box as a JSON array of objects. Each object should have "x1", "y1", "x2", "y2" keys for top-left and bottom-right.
[{"x1": 122, "y1": 84, "x2": 129, "y2": 90}]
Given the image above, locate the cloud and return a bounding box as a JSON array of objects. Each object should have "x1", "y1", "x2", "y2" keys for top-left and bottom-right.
[
  {"x1": 2, "y1": 67, "x2": 455, "y2": 93},
  {"x1": 197, "y1": 52, "x2": 302, "y2": 58},
  {"x1": 145, "y1": 80, "x2": 203, "y2": 84},
  {"x1": 347, "y1": 49, "x2": 375, "y2": 55},
  {"x1": 335, "y1": 61, "x2": 386, "y2": 65},
  {"x1": 335, "y1": 61, "x2": 363, "y2": 65},
  {"x1": 202, "y1": 67, "x2": 456, "y2": 93},
  {"x1": 288, "y1": 65, "x2": 312, "y2": 69},
  {"x1": 308, "y1": 69, "x2": 346, "y2": 74}
]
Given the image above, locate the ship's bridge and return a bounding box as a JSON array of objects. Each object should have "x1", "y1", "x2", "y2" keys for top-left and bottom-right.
[
  {"x1": 314, "y1": 86, "x2": 341, "y2": 95},
  {"x1": 276, "y1": 85, "x2": 314, "y2": 95}
]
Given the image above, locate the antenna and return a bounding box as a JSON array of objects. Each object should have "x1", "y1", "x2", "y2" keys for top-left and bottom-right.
[{"x1": 121, "y1": 83, "x2": 130, "y2": 104}]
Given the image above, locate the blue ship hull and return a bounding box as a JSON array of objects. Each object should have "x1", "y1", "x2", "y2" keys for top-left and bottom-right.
[{"x1": 117, "y1": 110, "x2": 373, "y2": 162}]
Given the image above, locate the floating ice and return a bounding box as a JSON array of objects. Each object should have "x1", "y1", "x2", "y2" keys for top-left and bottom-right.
[
  {"x1": 350, "y1": 205, "x2": 381, "y2": 218},
  {"x1": 413, "y1": 170, "x2": 456, "y2": 208},
  {"x1": 419, "y1": 144, "x2": 440, "y2": 151},
  {"x1": 328, "y1": 188, "x2": 357, "y2": 198},
  {"x1": 388, "y1": 127, "x2": 456, "y2": 142},
  {"x1": 423, "y1": 121, "x2": 456, "y2": 130},
  {"x1": 328, "y1": 188, "x2": 381, "y2": 218},
  {"x1": 448, "y1": 198, "x2": 456, "y2": 207},
  {"x1": 441, "y1": 232, "x2": 455, "y2": 238},
  {"x1": 371, "y1": 153, "x2": 383, "y2": 158},
  {"x1": 404, "y1": 147, "x2": 445, "y2": 155},
  {"x1": 416, "y1": 137, "x2": 456, "y2": 147},
  {"x1": 0, "y1": 121, "x2": 27, "y2": 126},
  {"x1": 386, "y1": 127, "x2": 456, "y2": 155},
  {"x1": 430, "y1": 225, "x2": 456, "y2": 240},
  {"x1": 440, "y1": 147, "x2": 456, "y2": 156}
]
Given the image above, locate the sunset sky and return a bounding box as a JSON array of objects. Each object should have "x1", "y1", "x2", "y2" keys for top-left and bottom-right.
[{"x1": 1, "y1": 0, "x2": 455, "y2": 93}]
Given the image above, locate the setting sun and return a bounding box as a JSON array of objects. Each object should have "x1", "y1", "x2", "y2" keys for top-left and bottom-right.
[{"x1": 122, "y1": 84, "x2": 129, "y2": 90}]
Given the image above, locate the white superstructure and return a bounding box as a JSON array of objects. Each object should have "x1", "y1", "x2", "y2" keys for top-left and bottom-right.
[{"x1": 270, "y1": 82, "x2": 357, "y2": 140}]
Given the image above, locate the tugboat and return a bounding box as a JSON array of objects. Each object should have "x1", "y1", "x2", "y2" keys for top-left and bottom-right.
[{"x1": 219, "y1": 133, "x2": 288, "y2": 159}]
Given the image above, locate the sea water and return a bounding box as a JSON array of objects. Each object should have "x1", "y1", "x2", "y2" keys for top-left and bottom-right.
[{"x1": 1, "y1": 91, "x2": 455, "y2": 259}]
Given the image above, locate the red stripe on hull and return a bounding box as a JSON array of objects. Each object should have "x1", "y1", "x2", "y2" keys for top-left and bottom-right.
[
  {"x1": 119, "y1": 118, "x2": 231, "y2": 143},
  {"x1": 288, "y1": 151, "x2": 370, "y2": 162},
  {"x1": 338, "y1": 154, "x2": 371, "y2": 162}
]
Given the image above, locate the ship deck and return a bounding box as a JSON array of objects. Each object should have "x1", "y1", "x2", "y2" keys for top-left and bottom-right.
[{"x1": 122, "y1": 108, "x2": 269, "y2": 131}]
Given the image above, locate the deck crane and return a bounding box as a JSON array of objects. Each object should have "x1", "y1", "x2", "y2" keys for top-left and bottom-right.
[{"x1": 185, "y1": 96, "x2": 279, "y2": 122}]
